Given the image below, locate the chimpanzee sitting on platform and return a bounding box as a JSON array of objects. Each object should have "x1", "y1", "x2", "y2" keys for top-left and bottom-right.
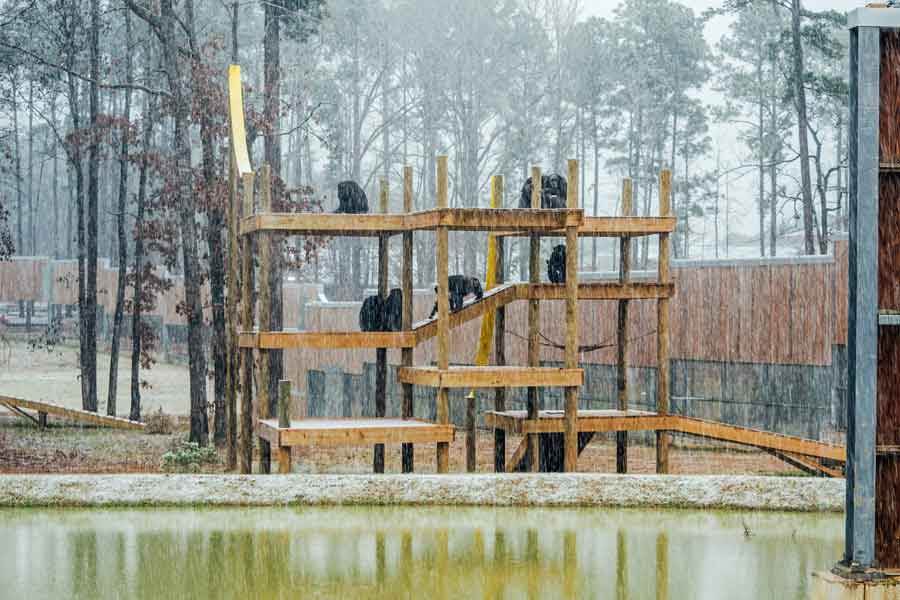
[
  {"x1": 359, "y1": 288, "x2": 404, "y2": 332},
  {"x1": 547, "y1": 244, "x2": 566, "y2": 284},
  {"x1": 429, "y1": 275, "x2": 483, "y2": 318},
  {"x1": 518, "y1": 174, "x2": 568, "y2": 209},
  {"x1": 335, "y1": 180, "x2": 369, "y2": 213}
]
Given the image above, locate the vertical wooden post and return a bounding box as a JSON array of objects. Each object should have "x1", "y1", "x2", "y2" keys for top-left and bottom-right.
[
  {"x1": 277, "y1": 379, "x2": 292, "y2": 474},
  {"x1": 616, "y1": 178, "x2": 633, "y2": 474},
  {"x1": 401, "y1": 166, "x2": 415, "y2": 473},
  {"x1": 239, "y1": 171, "x2": 255, "y2": 474},
  {"x1": 656, "y1": 170, "x2": 672, "y2": 474},
  {"x1": 38, "y1": 411, "x2": 47, "y2": 428},
  {"x1": 527, "y1": 166, "x2": 541, "y2": 472},
  {"x1": 257, "y1": 164, "x2": 272, "y2": 474},
  {"x1": 493, "y1": 176, "x2": 507, "y2": 473},
  {"x1": 564, "y1": 159, "x2": 579, "y2": 473},
  {"x1": 374, "y1": 179, "x2": 389, "y2": 473},
  {"x1": 436, "y1": 155, "x2": 450, "y2": 473},
  {"x1": 225, "y1": 154, "x2": 239, "y2": 471}
]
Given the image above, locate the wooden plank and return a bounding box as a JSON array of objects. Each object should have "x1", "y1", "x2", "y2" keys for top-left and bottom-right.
[
  {"x1": 505, "y1": 436, "x2": 530, "y2": 473},
  {"x1": 671, "y1": 415, "x2": 845, "y2": 461},
  {"x1": 764, "y1": 448, "x2": 843, "y2": 478},
  {"x1": 0, "y1": 396, "x2": 145, "y2": 430},
  {"x1": 398, "y1": 366, "x2": 584, "y2": 388},
  {"x1": 493, "y1": 175, "x2": 507, "y2": 474},
  {"x1": 527, "y1": 166, "x2": 542, "y2": 473},
  {"x1": 524, "y1": 282, "x2": 674, "y2": 301},
  {"x1": 259, "y1": 418, "x2": 455, "y2": 447},
  {"x1": 239, "y1": 171, "x2": 255, "y2": 474},
  {"x1": 564, "y1": 158, "x2": 579, "y2": 473},
  {"x1": 258, "y1": 165, "x2": 273, "y2": 475},
  {"x1": 374, "y1": 178, "x2": 390, "y2": 474},
  {"x1": 484, "y1": 409, "x2": 673, "y2": 435},
  {"x1": 437, "y1": 208, "x2": 581, "y2": 231},
  {"x1": 238, "y1": 331, "x2": 416, "y2": 349},
  {"x1": 494, "y1": 217, "x2": 676, "y2": 238},
  {"x1": 401, "y1": 165, "x2": 415, "y2": 474},
  {"x1": 2, "y1": 402, "x2": 42, "y2": 427},
  {"x1": 657, "y1": 169, "x2": 672, "y2": 474},
  {"x1": 240, "y1": 213, "x2": 421, "y2": 237},
  {"x1": 617, "y1": 178, "x2": 633, "y2": 474},
  {"x1": 436, "y1": 155, "x2": 450, "y2": 474}
]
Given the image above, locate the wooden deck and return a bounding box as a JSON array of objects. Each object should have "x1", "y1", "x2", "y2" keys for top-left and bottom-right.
[
  {"x1": 258, "y1": 418, "x2": 455, "y2": 447},
  {"x1": 485, "y1": 409, "x2": 845, "y2": 467},
  {"x1": 0, "y1": 395, "x2": 145, "y2": 430}
]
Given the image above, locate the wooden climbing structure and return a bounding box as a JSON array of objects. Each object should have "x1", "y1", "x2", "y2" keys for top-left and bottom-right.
[{"x1": 227, "y1": 64, "x2": 845, "y2": 477}]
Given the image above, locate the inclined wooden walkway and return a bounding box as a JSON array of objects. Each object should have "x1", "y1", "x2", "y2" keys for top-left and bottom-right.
[{"x1": 0, "y1": 395, "x2": 145, "y2": 430}]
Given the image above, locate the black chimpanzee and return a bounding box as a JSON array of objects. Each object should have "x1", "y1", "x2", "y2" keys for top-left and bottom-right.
[
  {"x1": 429, "y1": 275, "x2": 483, "y2": 318},
  {"x1": 359, "y1": 288, "x2": 403, "y2": 332},
  {"x1": 518, "y1": 174, "x2": 568, "y2": 209},
  {"x1": 359, "y1": 294, "x2": 385, "y2": 332},
  {"x1": 547, "y1": 244, "x2": 566, "y2": 284},
  {"x1": 382, "y1": 288, "x2": 403, "y2": 332},
  {"x1": 335, "y1": 180, "x2": 369, "y2": 214}
]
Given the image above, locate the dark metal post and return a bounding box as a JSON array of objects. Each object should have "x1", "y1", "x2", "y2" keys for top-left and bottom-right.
[{"x1": 846, "y1": 13, "x2": 879, "y2": 570}]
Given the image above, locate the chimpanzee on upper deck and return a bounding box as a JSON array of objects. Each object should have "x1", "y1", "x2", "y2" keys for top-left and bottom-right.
[
  {"x1": 518, "y1": 174, "x2": 568, "y2": 209},
  {"x1": 429, "y1": 275, "x2": 483, "y2": 318},
  {"x1": 359, "y1": 288, "x2": 404, "y2": 332},
  {"x1": 335, "y1": 180, "x2": 369, "y2": 213},
  {"x1": 547, "y1": 244, "x2": 566, "y2": 284}
]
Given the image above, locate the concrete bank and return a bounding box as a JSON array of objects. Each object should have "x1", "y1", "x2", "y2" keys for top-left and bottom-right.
[{"x1": 0, "y1": 474, "x2": 844, "y2": 511}]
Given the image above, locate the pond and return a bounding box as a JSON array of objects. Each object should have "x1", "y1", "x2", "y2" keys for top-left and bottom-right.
[{"x1": 0, "y1": 505, "x2": 841, "y2": 599}]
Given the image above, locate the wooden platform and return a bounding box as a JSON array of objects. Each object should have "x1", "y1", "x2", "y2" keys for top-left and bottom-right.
[
  {"x1": 258, "y1": 418, "x2": 455, "y2": 447},
  {"x1": 495, "y1": 216, "x2": 677, "y2": 238},
  {"x1": 485, "y1": 409, "x2": 845, "y2": 465},
  {"x1": 237, "y1": 281, "x2": 673, "y2": 350},
  {"x1": 0, "y1": 395, "x2": 145, "y2": 430},
  {"x1": 240, "y1": 208, "x2": 583, "y2": 237},
  {"x1": 398, "y1": 366, "x2": 584, "y2": 388}
]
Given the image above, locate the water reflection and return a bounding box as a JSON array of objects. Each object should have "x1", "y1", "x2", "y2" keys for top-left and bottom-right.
[{"x1": 0, "y1": 506, "x2": 841, "y2": 599}]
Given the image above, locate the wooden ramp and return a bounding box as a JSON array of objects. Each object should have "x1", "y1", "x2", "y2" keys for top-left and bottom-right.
[
  {"x1": 485, "y1": 409, "x2": 845, "y2": 477},
  {"x1": 0, "y1": 395, "x2": 145, "y2": 430}
]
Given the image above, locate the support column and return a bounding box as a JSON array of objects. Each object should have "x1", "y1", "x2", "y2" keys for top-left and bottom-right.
[
  {"x1": 493, "y1": 177, "x2": 507, "y2": 473},
  {"x1": 436, "y1": 155, "x2": 450, "y2": 474},
  {"x1": 225, "y1": 152, "x2": 239, "y2": 471},
  {"x1": 374, "y1": 179, "x2": 389, "y2": 473},
  {"x1": 656, "y1": 170, "x2": 672, "y2": 474},
  {"x1": 564, "y1": 159, "x2": 579, "y2": 473},
  {"x1": 616, "y1": 178, "x2": 633, "y2": 474},
  {"x1": 401, "y1": 167, "x2": 415, "y2": 473},
  {"x1": 527, "y1": 166, "x2": 542, "y2": 472},
  {"x1": 277, "y1": 379, "x2": 292, "y2": 474},
  {"x1": 257, "y1": 165, "x2": 272, "y2": 474},
  {"x1": 239, "y1": 171, "x2": 255, "y2": 474}
]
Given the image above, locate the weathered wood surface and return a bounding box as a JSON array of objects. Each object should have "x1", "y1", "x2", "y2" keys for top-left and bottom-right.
[
  {"x1": 617, "y1": 178, "x2": 633, "y2": 474},
  {"x1": 239, "y1": 331, "x2": 416, "y2": 349},
  {"x1": 258, "y1": 418, "x2": 455, "y2": 447},
  {"x1": 657, "y1": 170, "x2": 672, "y2": 474},
  {"x1": 401, "y1": 166, "x2": 415, "y2": 473},
  {"x1": 0, "y1": 395, "x2": 145, "y2": 430},
  {"x1": 436, "y1": 156, "x2": 450, "y2": 474},
  {"x1": 484, "y1": 409, "x2": 845, "y2": 463},
  {"x1": 398, "y1": 366, "x2": 584, "y2": 388},
  {"x1": 526, "y1": 166, "x2": 542, "y2": 473},
  {"x1": 564, "y1": 158, "x2": 580, "y2": 473},
  {"x1": 494, "y1": 216, "x2": 676, "y2": 239}
]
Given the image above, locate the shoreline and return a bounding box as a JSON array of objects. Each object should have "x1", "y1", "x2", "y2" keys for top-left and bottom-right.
[{"x1": 0, "y1": 473, "x2": 844, "y2": 512}]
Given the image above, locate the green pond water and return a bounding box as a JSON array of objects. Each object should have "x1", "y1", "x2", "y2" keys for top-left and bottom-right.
[{"x1": 0, "y1": 506, "x2": 841, "y2": 599}]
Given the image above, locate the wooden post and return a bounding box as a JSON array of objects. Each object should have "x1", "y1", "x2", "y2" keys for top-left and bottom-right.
[
  {"x1": 239, "y1": 171, "x2": 255, "y2": 474},
  {"x1": 257, "y1": 164, "x2": 272, "y2": 474},
  {"x1": 374, "y1": 179, "x2": 389, "y2": 474},
  {"x1": 656, "y1": 170, "x2": 672, "y2": 474},
  {"x1": 527, "y1": 166, "x2": 541, "y2": 472},
  {"x1": 436, "y1": 156, "x2": 450, "y2": 473},
  {"x1": 225, "y1": 153, "x2": 239, "y2": 471},
  {"x1": 616, "y1": 178, "x2": 633, "y2": 474},
  {"x1": 493, "y1": 175, "x2": 507, "y2": 473},
  {"x1": 38, "y1": 411, "x2": 47, "y2": 428},
  {"x1": 277, "y1": 379, "x2": 292, "y2": 474},
  {"x1": 401, "y1": 166, "x2": 415, "y2": 473},
  {"x1": 564, "y1": 159, "x2": 579, "y2": 472}
]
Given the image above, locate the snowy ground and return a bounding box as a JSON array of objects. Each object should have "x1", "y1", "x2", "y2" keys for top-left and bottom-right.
[{"x1": 0, "y1": 473, "x2": 844, "y2": 511}]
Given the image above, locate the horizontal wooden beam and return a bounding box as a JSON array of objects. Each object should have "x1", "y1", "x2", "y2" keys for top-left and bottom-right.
[
  {"x1": 495, "y1": 217, "x2": 676, "y2": 238},
  {"x1": 524, "y1": 282, "x2": 674, "y2": 301},
  {"x1": 0, "y1": 395, "x2": 145, "y2": 430},
  {"x1": 398, "y1": 366, "x2": 584, "y2": 388},
  {"x1": 485, "y1": 409, "x2": 672, "y2": 435},
  {"x1": 437, "y1": 208, "x2": 581, "y2": 231},
  {"x1": 258, "y1": 418, "x2": 455, "y2": 447},
  {"x1": 239, "y1": 330, "x2": 416, "y2": 349}
]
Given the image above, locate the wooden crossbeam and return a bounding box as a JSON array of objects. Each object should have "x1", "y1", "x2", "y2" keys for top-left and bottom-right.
[
  {"x1": 2, "y1": 402, "x2": 41, "y2": 426},
  {"x1": 494, "y1": 216, "x2": 676, "y2": 239},
  {"x1": 764, "y1": 448, "x2": 844, "y2": 478},
  {"x1": 238, "y1": 331, "x2": 416, "y2": 349},
  {"x1": 398, "y1": 366, "x2": 584, "y2": 389},
  {"x1": 258, "y1": 418, "x2": 455, "y2": 447},
  {"x1": 0, "y1": 395, "x2": 145, "y2": 430}
]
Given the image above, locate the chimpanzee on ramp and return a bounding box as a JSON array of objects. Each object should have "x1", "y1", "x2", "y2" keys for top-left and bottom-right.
[{"x1": 429, "y1": 276, "x2": 483, "y2": 318}]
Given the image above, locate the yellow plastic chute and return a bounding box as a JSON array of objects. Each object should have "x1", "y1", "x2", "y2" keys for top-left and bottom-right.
[{"x1": 228, "y1": 65, "x2": 252, "y2": 177}]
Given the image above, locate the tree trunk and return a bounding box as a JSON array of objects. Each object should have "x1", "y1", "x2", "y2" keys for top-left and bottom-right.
[
  {"x1": 108, "y1": 6, "x2": 133, "y2": 417},
  {"x1": 790, "y1": 0, "x2": 815, "y2": 255},
  {"x1": 11, "y1": 74, "x2": 22, "y2": 255}
]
